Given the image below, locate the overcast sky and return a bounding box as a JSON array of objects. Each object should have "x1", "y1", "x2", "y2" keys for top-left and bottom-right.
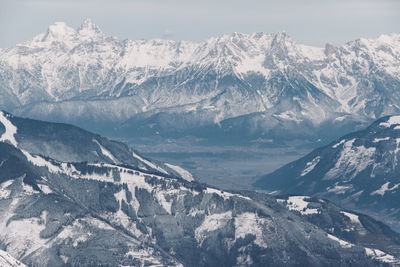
[{"x1": 0, "y1": 0, "x2": 399, "y2": 48}]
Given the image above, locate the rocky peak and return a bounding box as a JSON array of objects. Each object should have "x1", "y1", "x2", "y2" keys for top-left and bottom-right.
[
  {"x1": 78, "y1": 18, "x2": 104, "y2": 39},
  {"x1": 41, "y1": 22, "x2": 76, "y2": 42}
]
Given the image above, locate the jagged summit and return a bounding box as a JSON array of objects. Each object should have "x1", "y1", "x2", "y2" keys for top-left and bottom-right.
[
  {"x1": 0, "y1": 22, "x2": 399, "y2": 146},
  {"x1": 78, "y1": 18, "x2": 104, "y2": 38},
  {"x1": 41, "y1": 21, "x2": 76, "y2": 41}
]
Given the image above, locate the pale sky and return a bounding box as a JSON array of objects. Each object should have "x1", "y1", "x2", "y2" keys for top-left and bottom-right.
[{"x1": 0, "y1": 0, "x2": 399, "y2": 48}]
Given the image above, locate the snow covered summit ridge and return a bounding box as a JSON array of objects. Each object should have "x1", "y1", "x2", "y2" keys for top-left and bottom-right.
[{"x1": 0, "y1": 19, "x2": 399, "y2": 145}]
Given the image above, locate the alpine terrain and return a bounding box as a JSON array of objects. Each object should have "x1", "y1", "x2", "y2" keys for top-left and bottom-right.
[
  {"x1": 0, "y1": 19, "x2": 399, "y2": 146},
  {"x1": 255, "y1": 115, "x2": 400, "y2": 231},
  {"x1": 1, "y1": 111, "x2": 400, "y2": 266}
]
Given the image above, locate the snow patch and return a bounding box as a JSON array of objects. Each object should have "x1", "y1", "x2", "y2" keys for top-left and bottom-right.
[
  {"x1": 195, "y1": 211, "x2": 232, "y2": 244},
  {"x1": 165, "y1": 163, "x2": 194, "y2": 181},
  {"x1": 234, "y1": 212, "x2": 269, "y2": 248},
  {"x1": 0, "y1": 112, "x2": 18, "y2": 147},
  {"x1": 327, "y1": 184, "x2": 353, "y2": 194},
  {"x1": 205, "y1": 187, "x2": 251, "y2": 200},
  {"x1": 22, "y1": 150, "x2": 61, "y2": 174},
  {"x1": 379, "y1": 116, "x2": 400, "y2": 128},
  {"x1": 365, "y1": 247, "x2": 399, "y2": 264},
  {"x1": 371, "y1": 182, "x2": 400, "y2": 196},
  {"x1": 132, "y1": 151, "x2": 168, "y2": 175},
  {"x1": 93, "y1": 139, "x2": 117, "y2": 163},
  {"x1": 0, "y1": 249, "x2": 27, "y2": 267},
  {"x1": 325, "y1": 139, "x2": 376, "y2": 180},
  {"x1": 1, "y1": 217, "x2": 48, "y2": 258},
  {"x1": 285, "y1": 196, "x2": 319, "y2": 215},
  {"x1": 373, "y1": 137, "x2": 390, "y2": 143},
  {"x1": 37, "y1": 184, "x2": 53, "y2": 194},
  {"x1": 332, "y1": 139, "x2": 345, "y2": 148},
  {"x1": 327, "y1": 234, "x2": 354, "y2": 248},
  {"x1": 340, "y1": 211, "x2": 361, "y2": 224},
  {"x1": 0, "y1": 180, "x2": 12, "y2": 199},
  {"x1": 301, "y1": 156, "x2": 320, "y2": 176}
]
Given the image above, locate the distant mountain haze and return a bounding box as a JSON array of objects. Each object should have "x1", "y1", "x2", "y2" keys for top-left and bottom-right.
[{"x1": 0, "y1": 19, "x2": 399, "y2": 146}]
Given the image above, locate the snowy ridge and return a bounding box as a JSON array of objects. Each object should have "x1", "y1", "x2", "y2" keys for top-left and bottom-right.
[
  {"x1": 93, "y1": 139, "x2": 117, "y2": 163},
  {"x1": 256, "y1": 115, "x2": 400, "y2": 231},
  {"x1": 165, "y1": 163, "x2": 194, "y2": 181},
  {"x1": 0, "y1": 20, "x2": 399, "y2": 144},
  {"x1": 1, "y1": 115, "x2": 400, "y2": 265}
]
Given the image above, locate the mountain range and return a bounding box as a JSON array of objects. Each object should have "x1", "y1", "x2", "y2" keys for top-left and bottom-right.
[
  {"x1": 255, "y1": 115, "x2": 400, "y2": 231},
  {"x1": 1, "y1": 111, "x2": 400, "y2": 266},
  {"x1": 0, "y1": 19, "x2": 399, "y2": 145}
]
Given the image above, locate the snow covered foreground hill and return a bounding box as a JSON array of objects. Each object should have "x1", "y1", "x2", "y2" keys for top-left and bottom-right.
[
  {"x1": 1, "y1": 112, "x2": 400, "y2": 266},
  {"x1": 1, "y1": 19, "x2": 399, "y2": 145},
  {"x1": 255, "y1": 115, "x2": 400, "y2": 231}
]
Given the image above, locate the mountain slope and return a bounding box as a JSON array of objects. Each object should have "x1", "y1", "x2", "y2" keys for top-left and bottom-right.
[
  {"x1": 0, "y1": 112, "x2": 400, "y2": 266},
  {"x1": 0, "y1": 110, "x2": 193, "y2": 180},
  {"x1": 0, "y1": 249, "x2": 26, "y2": 267},
  {"x1": 255, "y1": 115, "x2": 400, "y2": 230},
  {"x1": 0, "y1": 20, "x2": 399, "y2": 145}
]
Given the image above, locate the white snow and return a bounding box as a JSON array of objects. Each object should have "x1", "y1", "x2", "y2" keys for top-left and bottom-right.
[
  {"x1": 379, "y1": 116, "x2": 400, "y2": 128},
  {"x1": 0, "y1": 22, "x2": 399, "y2": 135},
  {"x1": 22, "y1": 150, "x2": 63, "y2": 174},
  {"x1": 234, "y1": 212, "x2": 269, "y2": 248},
  {"x1": 0, "y1": 180, "x2": 12, "y2": 199},
  {"x1": 297, "y1": 44, "x2": 325, "y2": 61},
  {"x1": 0, "y1": 249, "x2": 27, "y2": 267},
  {"x1": 1, "y1": 217, "x2": 48, "y2": 258},
  {"x1": 114, "y1": 189, "x2": 127, "y2": 209},
  {"x1": 0, "y1": 112, "x2": 18, "y2": 147},
  {"x1": 325, "y1": 139, "x2": 376, "y2": 180},
  {"x1": 155, "y1": 191, "x2": 173, "y2": 214},
  {"x1": 93, "y1": 139, "x2": 117, "y2": 163},
  {"x1": 327, "y1": 184, "x2": 353, "y2": 194},
  {"x1": 371, "y1": 182, "x2": 400, "y2": 196},
  {"x1": 205, "y1": 187, "x2": 251, "y2": 200},
  {"x1": 340, "y1": 211, "x2": 361, "y2": 224},
  {"x1": 334, "y1": 116, "x2": 348, "y2": 122},
  {"x1": 285, "y1": 196, "x2": 319, "y2": 215},
  {"x1": 195, "y1": 211, "x2": 232, "y2": 243},
  {"x1": 332, "y1": 139, "x2": 345, "y2": 148},
  {"x1": 301, "y1": 156, "x2": 320, "y2": 176},
  {"x1": 373, "y1": 137, "x2": 390, "y2": 143},
  {"x1": 273, "y1": 111, "x2": 302, "y2": 123},
  {"x1": 365, "y1": 248, "x2": 399, "y2": 264},
  {"x1": 37, "y1": 184, "x2": 53, "y2": 194},
  {"x1": 132, "y1": 151, "x2": 168, "y2": 174},
  {"x1": 327, "y1": 234, "x2": 354, "y2": 248},
  {"x1": 165, "y1": 163, "x2": 194, "y2": 182}
]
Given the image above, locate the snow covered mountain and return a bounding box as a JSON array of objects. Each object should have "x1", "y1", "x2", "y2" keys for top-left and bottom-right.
[
  {"x1": 1, "y1": 112, "x2": 400, "y2": 266},
  {"x1": 0, "y1": 111, "x2": 192, "y2": 181},
  {"x1": 1, "y1": 19, "x2": 399, "y2": 145},
  {"x1": 255, "y1": 115, "x2": 400, "y2": 231}
]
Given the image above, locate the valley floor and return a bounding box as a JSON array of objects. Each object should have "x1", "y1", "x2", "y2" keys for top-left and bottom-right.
[{"x1": 124, "y1": 138, "x2": 310, "y2": 190}]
